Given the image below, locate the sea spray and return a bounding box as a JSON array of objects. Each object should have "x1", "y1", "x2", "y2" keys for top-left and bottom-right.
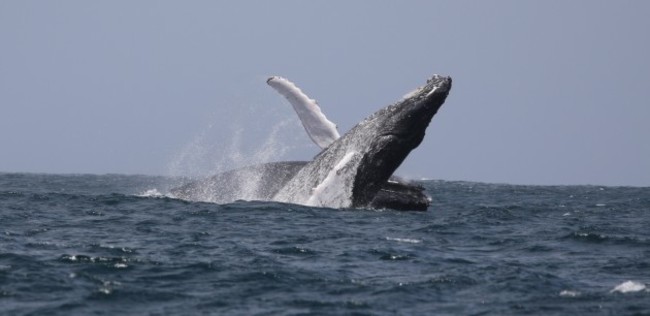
[{"x1": 167, "y1": 100, "x2": 312, "y2": 203}]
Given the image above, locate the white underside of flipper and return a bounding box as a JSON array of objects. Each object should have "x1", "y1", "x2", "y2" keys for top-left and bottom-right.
[{"x1": 267, "y1": 76, "x2": 340, "y2": 149}]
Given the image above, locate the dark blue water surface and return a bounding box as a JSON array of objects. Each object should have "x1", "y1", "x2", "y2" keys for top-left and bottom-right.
[{"x1": 1, "y1": 173, "x2": 649, "y2": 315}]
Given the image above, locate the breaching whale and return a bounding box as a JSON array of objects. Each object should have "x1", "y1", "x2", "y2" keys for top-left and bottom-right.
[{"x1": 170, "y1": 74, "x2": 452, "y2": 210}]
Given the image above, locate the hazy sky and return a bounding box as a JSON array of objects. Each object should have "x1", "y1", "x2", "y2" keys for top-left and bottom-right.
[{"x1": 1, "y1": 1, "x2": 649, "y2": 186}]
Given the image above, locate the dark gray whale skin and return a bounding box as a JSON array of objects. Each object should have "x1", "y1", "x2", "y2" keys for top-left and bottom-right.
[{"x1": 170, "y1": 161, "x2": 430, "y2": 211}]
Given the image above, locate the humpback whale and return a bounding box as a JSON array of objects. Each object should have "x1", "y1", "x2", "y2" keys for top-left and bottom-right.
[{"x1": 170, "y1": 74, "x2": 451, "y2": 210}]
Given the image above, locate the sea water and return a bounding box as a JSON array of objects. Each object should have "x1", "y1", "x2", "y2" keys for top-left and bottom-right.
[{"x1": 1, "y1": 172, "x2": 648, "y2": 315}]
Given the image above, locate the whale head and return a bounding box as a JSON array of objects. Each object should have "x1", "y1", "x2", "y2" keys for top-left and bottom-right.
[{"x1": 349, "y1": 75, "x2": 452, "y2": 206}]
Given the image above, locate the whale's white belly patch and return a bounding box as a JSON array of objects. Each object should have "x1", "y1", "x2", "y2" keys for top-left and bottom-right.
[{"x1": 305, "y1": 151, "x2": 361, "y2": 208}]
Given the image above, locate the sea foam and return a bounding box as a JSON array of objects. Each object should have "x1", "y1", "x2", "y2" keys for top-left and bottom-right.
[{"x1": 610, "y1": 280, "x2": 646, "y2": 293}]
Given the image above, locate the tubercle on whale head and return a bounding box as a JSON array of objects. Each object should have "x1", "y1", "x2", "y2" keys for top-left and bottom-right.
[{"x1": 402, "y1": 75, "x2": 452, "y2": 101}]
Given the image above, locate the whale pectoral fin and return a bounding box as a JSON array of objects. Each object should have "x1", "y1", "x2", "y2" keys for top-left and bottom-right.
[
  {"x1": 267, "y1": 76, "x2": 340, "y2": 149},
  {"x1": 306, "y1": 151, "x2": 362, "y2": 208}
]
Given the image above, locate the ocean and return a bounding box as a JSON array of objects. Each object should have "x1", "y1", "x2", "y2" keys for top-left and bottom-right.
[{"x1": 1, "y1": 172, "x2": 648, "y2": 315}]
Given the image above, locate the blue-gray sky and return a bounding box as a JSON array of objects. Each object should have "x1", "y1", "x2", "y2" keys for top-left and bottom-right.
[{"x1": 1, "y1": 1, "x2": 649, "y2": 186}]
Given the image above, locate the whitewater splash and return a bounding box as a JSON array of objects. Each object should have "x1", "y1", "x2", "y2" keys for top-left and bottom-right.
[
  {"x1": 137, "y1": 189, "x2": 165, "y2": 198},
  {"x1": 610, "y1": 281, "x2": 646, "y2": 294},
  {"x1": 165, "y1": 101, "x2": 309, "y2": 203}
]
